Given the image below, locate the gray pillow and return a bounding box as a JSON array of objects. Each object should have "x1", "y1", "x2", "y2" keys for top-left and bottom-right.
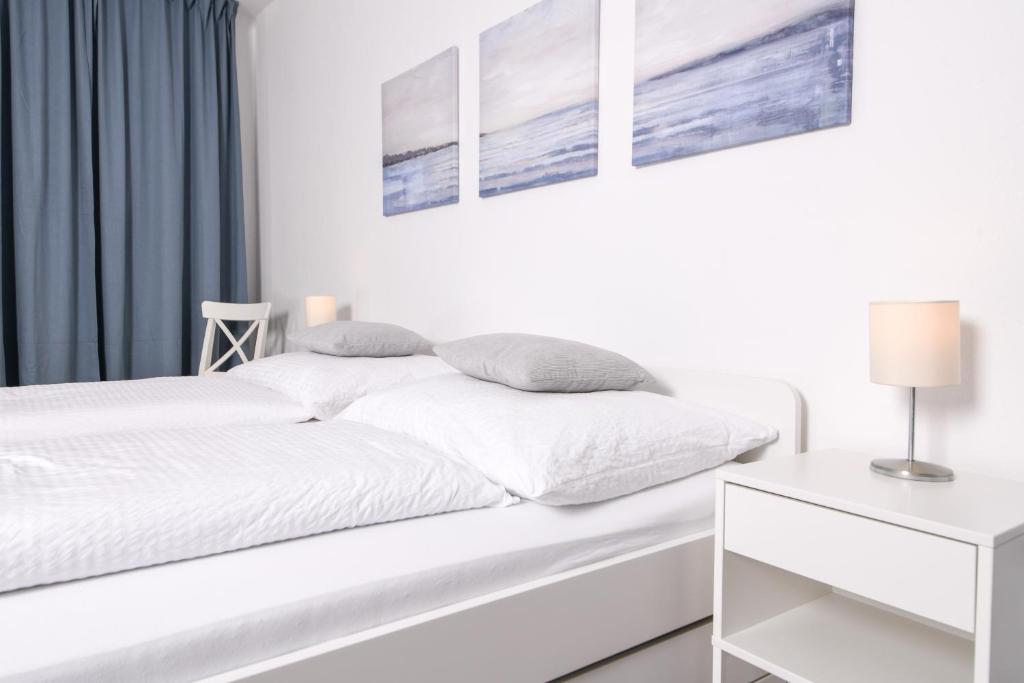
[
  {"x1": 434, "y1": 333, "x2": 649, "y2": 392},
  {"x1": 288, "y1": 321, "x2": 428, "y2": 358}
]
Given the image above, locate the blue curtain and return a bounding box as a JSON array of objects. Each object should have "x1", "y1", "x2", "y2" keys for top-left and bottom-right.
[{"x1": 0, "y1": 0, "x2": 246, "y2": 386}]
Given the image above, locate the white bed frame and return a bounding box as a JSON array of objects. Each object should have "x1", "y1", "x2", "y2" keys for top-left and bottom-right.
[{"x1": 203, "y1": 367, "x2": 802, "y2": 683}]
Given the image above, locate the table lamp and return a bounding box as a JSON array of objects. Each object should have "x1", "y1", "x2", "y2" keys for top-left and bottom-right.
[
  {"x1": 304, "y1": 295, "x2": 337, "y2": 327},
  {"x1": 869, "y1": 301, "x2": 960, "y2": 482}
]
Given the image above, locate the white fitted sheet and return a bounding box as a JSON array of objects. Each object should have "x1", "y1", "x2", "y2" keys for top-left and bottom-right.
[{"x1": 0, "y1": 470, "x2": 716, "y2": 683}]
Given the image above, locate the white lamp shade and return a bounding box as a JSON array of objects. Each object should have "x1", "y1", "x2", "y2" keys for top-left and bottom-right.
[
  {"x1": 869, "y1": 301, "x2": 961, "y2": 387},
  {"x1": 304, "y1": 295, "x2": 337, "y2": 327}
]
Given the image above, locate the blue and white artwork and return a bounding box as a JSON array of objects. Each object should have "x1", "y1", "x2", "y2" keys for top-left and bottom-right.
[
  {"x1": 479, "y1": 0, "x2": 599, "y2": 198},
  {"x1": 632, "y1": 0, "x2": 854, "y2": 166},
  {"x1": 382, "y1": 47, "x2": 459, "y2": 216}
]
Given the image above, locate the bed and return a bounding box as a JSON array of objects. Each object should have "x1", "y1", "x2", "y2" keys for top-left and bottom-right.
[
  {"x1": 1, "y1": 472, "x2": 713, "y2": 681},
  {"x1": 0, "y1": 366, "x2": 800, "y2": 682}
]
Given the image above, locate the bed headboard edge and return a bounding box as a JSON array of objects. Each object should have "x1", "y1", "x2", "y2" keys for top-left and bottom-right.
[{"x1": 643, "y1": 366, "x2": 803, "y2": 461}]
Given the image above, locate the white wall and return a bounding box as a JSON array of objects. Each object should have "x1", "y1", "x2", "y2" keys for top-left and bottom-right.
[
  {"x1": 252, "y1": 0, "x2": 1024, "y2": 481},
  {"x1": 235, "y1": 7, "x2": 260, "y2": 300}
]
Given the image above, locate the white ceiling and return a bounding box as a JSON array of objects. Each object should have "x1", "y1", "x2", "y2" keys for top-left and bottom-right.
[{"x1": 237, "y1": 0, "x2": 277, "y2": 16}]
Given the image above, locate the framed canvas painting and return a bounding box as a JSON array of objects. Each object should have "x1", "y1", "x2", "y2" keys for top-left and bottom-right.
[
  {"x1": 633, "y1": 0, "x2": 854, "y2": 166},
  {"x1": 382, "y1": 47, "x2": 459, "y2": 216},
  {"x1": 479, "y1": 0, "x2": 600, "y2": 198}
]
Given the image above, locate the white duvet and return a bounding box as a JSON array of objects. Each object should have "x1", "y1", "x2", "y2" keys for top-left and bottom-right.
[
  {"x1": 0, "y1": 422, "x2": 513, "y2": 594},
  {"x1": 0, "y1": 376, "x2": 312, "y2": 445}
]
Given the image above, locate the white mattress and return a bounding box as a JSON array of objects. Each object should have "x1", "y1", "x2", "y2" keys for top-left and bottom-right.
[
  {"x1": 0, "y1": 375, "x2": 311, "y2": 444},
  {"x1": 0, "y1": 470, "x2": 717, "y2": 683}
]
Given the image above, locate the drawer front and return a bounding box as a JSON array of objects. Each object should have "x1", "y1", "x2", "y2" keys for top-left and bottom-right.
[{"x1": 723, "y1": 484, "x2": 977, "y2": 632}]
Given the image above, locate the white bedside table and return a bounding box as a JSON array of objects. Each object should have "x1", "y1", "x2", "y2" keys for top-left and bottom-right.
[{"x1": 712, "y1": 450, "x2": 1024, "y2": 683}]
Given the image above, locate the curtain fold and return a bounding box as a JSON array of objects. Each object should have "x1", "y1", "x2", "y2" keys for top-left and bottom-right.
[{"x1": 0, "y1": 0, "x2": 246, "y2": 386}]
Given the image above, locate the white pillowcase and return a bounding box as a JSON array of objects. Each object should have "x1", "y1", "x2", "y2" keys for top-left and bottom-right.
[
  {"x1": 227, "y1": 352, "x2": 456, "y2": 420},
  {"x1": 339, "y1": 374, "x2": 777, "y2": 505}
]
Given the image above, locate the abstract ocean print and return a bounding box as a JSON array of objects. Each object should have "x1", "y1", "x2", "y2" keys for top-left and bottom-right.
[
  {"x1": 382, "y1": 47, "x2": 459, "y2": 216},
  {"x1": 633, "y1": 0, "x2": 854, "y2": 166},
  {"x1": 479, "y1": 0, "x2": 600, "y2": 198}
]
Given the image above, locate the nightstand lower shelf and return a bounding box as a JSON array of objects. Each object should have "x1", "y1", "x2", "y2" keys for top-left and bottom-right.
[{"x1": 715, "y1": 593, "x2": 973, "y2": 683}]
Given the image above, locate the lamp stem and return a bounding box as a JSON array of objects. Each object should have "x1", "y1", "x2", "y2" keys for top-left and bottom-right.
[{"x1": 907, "y1": 386, "x2": 916, "y2": 464}]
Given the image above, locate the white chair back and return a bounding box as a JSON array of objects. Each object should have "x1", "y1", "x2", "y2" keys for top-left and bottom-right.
[{"x1": 198, "y1": 301, "x2": 272, "y2": 376}]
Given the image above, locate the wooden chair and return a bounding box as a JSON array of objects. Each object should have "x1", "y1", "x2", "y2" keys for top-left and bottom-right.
[{"x1": 198, "y1": 301, "x2": 272, "y2": 376}]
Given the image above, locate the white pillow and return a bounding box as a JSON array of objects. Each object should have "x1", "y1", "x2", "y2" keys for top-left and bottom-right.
[
  {"x1": 227, "y1": 352, "x2": 456, "y2": 420},
  {"x1": 339, "y1": 374, "x2": 777, "y2": 505}
]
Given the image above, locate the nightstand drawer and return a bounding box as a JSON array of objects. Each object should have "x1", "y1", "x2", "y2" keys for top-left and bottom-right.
[{"x1": 723, "y1": 484, "x2": 977, "y2": 632}]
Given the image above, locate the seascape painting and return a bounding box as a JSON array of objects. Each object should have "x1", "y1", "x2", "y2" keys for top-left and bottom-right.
[
  {"x1": 632, "y1": 0, "x2": 854, "y2": 166},
  {"x1": 382, "y1": 47, "x2": 459, "y2": 216},
  {"x1": 479, "y1": 0, "x2": 600, "y2": 198}
]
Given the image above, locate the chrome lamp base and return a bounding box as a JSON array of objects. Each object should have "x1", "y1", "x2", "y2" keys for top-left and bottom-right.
[
  {"x1": 871, "y1": 386, "x2": 955, "y2": 482},
  {"x1": 870, "y1": 458, "x2": 954, "y2": 482}
]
